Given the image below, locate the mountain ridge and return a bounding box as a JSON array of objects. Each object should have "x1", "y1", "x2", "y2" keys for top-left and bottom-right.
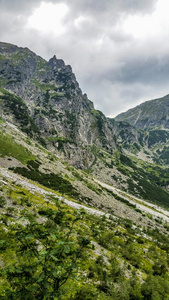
[
  {"x1": 1, "y1": 41, "x2": 169, "y2": 208},
  {"x1": 115, "y1": 93, "x2": 169, "y2": 129}
]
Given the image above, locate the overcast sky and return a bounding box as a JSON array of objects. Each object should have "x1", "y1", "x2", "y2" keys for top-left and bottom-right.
[{"x1": 1, "y1": 0, "x2": 169, "y2": 117}]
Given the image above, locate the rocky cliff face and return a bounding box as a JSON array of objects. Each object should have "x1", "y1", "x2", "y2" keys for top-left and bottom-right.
[{"x1": 0, "y1": 42, "x2": 117, "y2": 168}]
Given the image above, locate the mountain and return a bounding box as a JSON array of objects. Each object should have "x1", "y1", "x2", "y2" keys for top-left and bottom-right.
[
  {"x1": 115, "y1": 94, "x2": 169, "y2": 129},
  {"x1": 0, "y1": 41, "x2": 116, "y2": 169},
  {"x1": 1, "y1": 41, "x2": 169, "y2": 299},
  {"x1": 115, "y1": 95, "x2": 169, "y2": 165},
  {"x1": 1, "y1": 41, "x2": 169, "y2": 208}
]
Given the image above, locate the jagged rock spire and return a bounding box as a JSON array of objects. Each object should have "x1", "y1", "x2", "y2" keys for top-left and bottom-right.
[{"x1": 48, "y1": 55, "x2": 65, "y2": 70}]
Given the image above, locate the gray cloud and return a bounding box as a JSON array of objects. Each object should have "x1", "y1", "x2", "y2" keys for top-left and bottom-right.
[
  {"x1": 1, "y1": 0, "x2": 169, "y2": 117},
  {"x1": 0, "y1": 0, "x2": 43, "y2": 12},
  {"x1": 65, "y1": 0, "x2": 157, "y2": 16}
]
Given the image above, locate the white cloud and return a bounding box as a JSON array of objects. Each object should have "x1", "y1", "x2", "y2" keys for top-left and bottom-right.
[
  {"x1": 1, "y1": 0, "x2": 169, "y2": 117},
  {"x1": 27, "y1": 2, "x2": 69, "y2": 35},
  {"x1": 120, "y1": 0, "x2": 169, "y2": 40},
  {"x1": 74, "y1": 16, "x2": 93, "y2": 29}
]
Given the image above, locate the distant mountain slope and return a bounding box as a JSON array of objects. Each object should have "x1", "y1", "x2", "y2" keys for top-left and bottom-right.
[
  {"x1": 114, "y1": 95, "x2": 169, "y2": 165},
  {"x1": 115, "y1": 94, "x2": 169, "y2": 129}
]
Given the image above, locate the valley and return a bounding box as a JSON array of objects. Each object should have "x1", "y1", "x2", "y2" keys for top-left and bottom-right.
[{"x1": 1, "y1": 41, "x2": 169, "y2": 299}]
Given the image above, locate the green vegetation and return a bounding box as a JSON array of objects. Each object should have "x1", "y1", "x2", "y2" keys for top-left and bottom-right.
[
  {"x1": 0, "y1": 132, "x2": 35, "y2": 164},
  {"x1": 46, "y1": 136, "x2": 73, "y2": 150},
  {"x1": 113, "y1": 151, "x2": 169, "y2": 208},
  {"x1": 0, "y1": 118, "x2": 5, "y2": 124},
  {"x1": 72, "y1": 170, "x2": 102, "y2": 195},
  {"x1": 57, "y1": 70, "x2": 71, "y2": 85},
  {"x1": 11, "y1": 160, "x2": 81, "y2": 200},
  {"x1": 0, "y1": 89, "x2": 40, "y2": 138},
  {"x1": 63, "y1": 110, "x2": 79, "y2": 140},
  {"x1": 84, "y1": 145, "x2": 100, "y2": 173},
  {"x1": 92, "y1": 109, "x2": 106, "y2": 140},
  {"x1": 0, "y1": 177, "x2": 169, "y2": 299},
  {"x1": 156, "y1": 146, "x2": 169, "y2": 164},
  {"x1": 119, "y1": 153, "x2": 135, "y2": 168},
  {"x1": 33, "y1": 79, "x2": 61, "y2": 92},
  {"x1": 0, "y1": 196, "x2": 91, "y2": 299},
  {"x1": 0, "y1": 78, "x2": 8, "y2": 88},
  {"x1": 46, "y1": 136, "x2": 69, "y2": 143},
  {"x1": 147, "y1": 130, "x2": 169, "y2": 148},
  {"x1": 36, "y1": 56, "x2": 47, "y2": 70},
  {"x1": 0, "y1": 195, "x2": 6, "y2": 207},
  {"x1": 105, "y1": 189, "x2": 138, "y2": 210},
  {"x1": 9, "y1": 50, "x2": 32, "y2": 66}
]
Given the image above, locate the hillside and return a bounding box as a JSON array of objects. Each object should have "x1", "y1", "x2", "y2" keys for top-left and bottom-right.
[
  {"x1": 114, "y1": 95, "x2": 169, "y2": 166},
  {"x1": 115, "y1": 94, "x2": 169, "y2": 129},
  {"x1": 1, "y1": 42, "x2": 169, "y2": 207},
  {"x1": 1, "y1": 41, "x2": 169, "y2": 298},
  {"x1": 1, "y1": 166, "x2": 169, "y2": 299}
]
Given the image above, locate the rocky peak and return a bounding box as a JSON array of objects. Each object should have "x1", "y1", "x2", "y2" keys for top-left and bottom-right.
[
  {"x1": 48, "y1": 55, "x2": 65, "y2": 70},
  {"x1": 0, "y1": 41, "x2": 118, "y2": 168}
]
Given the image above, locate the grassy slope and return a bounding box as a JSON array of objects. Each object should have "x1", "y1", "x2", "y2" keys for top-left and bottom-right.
[
  {"x1": 1, "y1": 121, "x2": 169, "y2": 213},
  {"x1": 0, "y1": 121, "x2": 169, "y2": 298},
  {"x1": 88, "y1": 147, "x2": 169, "y2": 209},
  {"x1": 117, "y1": 153, "x2": 169, "y2": 208},
  {"x1": 0, "y1": 173, "x2": 169, "y2": 299},
  {"x1": 0, "y1": 131, "x2": 35, "y2": 164}
]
